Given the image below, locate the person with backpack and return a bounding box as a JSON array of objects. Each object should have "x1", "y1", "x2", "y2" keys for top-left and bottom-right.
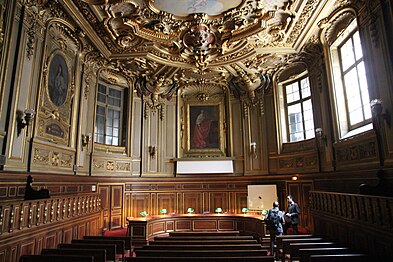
[{"x1": 265, "y1": 201, "x2": 284, "y2": 258}]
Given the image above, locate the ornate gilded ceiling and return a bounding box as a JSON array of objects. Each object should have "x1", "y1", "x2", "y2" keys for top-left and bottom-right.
[{"x1": 65, "y1": 0, "x2": 331, "y2": 99}]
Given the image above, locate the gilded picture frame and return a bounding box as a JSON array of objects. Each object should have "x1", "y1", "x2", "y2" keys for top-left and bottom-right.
[{"x1": 185, "y1": 101, "x2": 225, "y2": 156}]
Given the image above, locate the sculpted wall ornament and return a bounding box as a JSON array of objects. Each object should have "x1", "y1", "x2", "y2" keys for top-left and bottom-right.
[{"x1": 0, "y1": 3, "x2": 4, "y2": 58}]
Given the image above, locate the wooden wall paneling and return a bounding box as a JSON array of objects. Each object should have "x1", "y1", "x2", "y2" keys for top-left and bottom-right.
[
  {"x1": 44, "y1": 232, "x2": 57, "y2": 249},
  {"x1": 177, "y1": 192, "x2": 182, "y2": 214},
  {"x1": 7, "y1": 245, "x2": 17, "y2": 262},
  {"x1": 151, "y1": 193, "x2": 157, "y2": 216},
  {"x1": 110, "y1": 185, "x2": 123, "y2": 229},
  {"x1": 98, "y1": 185, "x2": 110, "y2": 230},
  {"x1": 78, "y1": 223, "x2": 86, "y2": 239},
  {"x1": 0, "y1": 249, "x2": 5, "y2": 262},
  {"x1": 131, "y1": 193, "x2": 150, "y2": 218},
  {"x1": 183, "y1": 192, "x2": 203, "y2": 214},
  {"x1": 157, "y1": 193, "x2": 176, "y2": 214},
  {"x1": 63, "y1": 227, "x2": 73, "y2": 243},
  {"x1": 209, "y1": 192, "x2": 228, "y2": 213},
  {"x1": 19, "y1": 239, "x2": 35, "y2": 257},
  {"x1": 124, "y1": 192, "x2": 131, "y2": 225},
  {"x1": 300, "y1": 182, "x2": 313, "y2": 229},
  {"x1": 35, "y1": 235, "x2": 44, "y2": 254},
  {"x1": 235, "y1": 192, "x2": 247, "y2": 214}
]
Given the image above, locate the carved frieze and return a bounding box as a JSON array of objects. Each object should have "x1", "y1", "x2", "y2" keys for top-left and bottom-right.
[
  {"x1": 92, "y1": 158, "x2": 131, "y2": 172},
  {"x1": 33, "y1": 148, "x2": 74, "y2": 167}
]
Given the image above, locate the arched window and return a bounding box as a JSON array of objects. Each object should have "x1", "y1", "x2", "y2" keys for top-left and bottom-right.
[
  {"x1": 328, "y1": 18, "x2": 372, "y2": 138},
  {"x1": 278, "y1": 71, "x2": 315, "y2": 143}
]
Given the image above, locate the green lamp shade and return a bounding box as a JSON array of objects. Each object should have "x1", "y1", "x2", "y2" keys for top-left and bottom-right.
[
  {"x1": 261, "y1": 209, "x2": 268, "y2": 215},
  {"x1": 160, "y1": 208, "x2": 167, "y2": 214},
  {"x1": 187, "y1": 207, "x2": 194, "y2": 213},
  {"x1": 242, "y1": 208, "x2": 249, "y2": 213},
  {"x1": 140, "y1": 211, "x2": 148, "y2": 217},
  {"x1": 215, "y1": 207, "x2": 223, "y2": 213}
]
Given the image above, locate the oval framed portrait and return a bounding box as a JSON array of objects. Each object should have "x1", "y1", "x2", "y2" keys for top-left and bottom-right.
[{"x1": 48, "y1": 54, "x2": 69, "y2": 107}]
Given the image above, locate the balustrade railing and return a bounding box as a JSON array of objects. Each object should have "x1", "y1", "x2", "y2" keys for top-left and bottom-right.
[
  {"x1": 0, "y1": 193, "x2": 101, "y2": 236},
  {"x1": 310, "y1": 191, "x2": 393, "y2": 232}
]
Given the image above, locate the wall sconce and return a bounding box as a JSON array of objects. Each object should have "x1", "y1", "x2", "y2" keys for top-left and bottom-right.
[
  {"x1": 250, "y1": 142, "x2": 257, "y2": 159},
  {"x1": 371, "y1": 99, "x2": 391, "y2": 128},
  {"x1": 81, "y1": 133, "x2": 91, "y2": 150},
  {"x1": 17, "y1": 109, "x2": 36, "y2": 137},
  {"x1": 315, "y1": 128, "x2": 327, "y2": 147},
  {"x1": 148, "y1": 145, "x2": 156, "y2": 158}
]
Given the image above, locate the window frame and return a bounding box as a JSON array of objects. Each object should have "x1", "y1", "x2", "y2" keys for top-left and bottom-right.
[
  {"x1": 283, "y1": 75, "x2": 314, "y2": 143},
  {"x1": 337, "y1": 30, "x2": 372, "y2": 131},
  {"x1": 94, "y1": 82, "x2": 124, "y2": 147},
  {"x1": 328, "y1": 19, "x2": 373, "y2": 139}
]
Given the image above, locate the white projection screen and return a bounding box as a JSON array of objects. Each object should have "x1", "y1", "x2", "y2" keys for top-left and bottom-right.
[{"x1": 247, "y1": 185, "x2": 277, "y2": 211}]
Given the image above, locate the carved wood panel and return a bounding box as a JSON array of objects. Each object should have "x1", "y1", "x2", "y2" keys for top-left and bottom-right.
[
  {"x1": 209, "y1": 192, "x2": 228, "y2": 213},
  {"x1": 156, "y1": 193, "x2": 176, "y2": 214},
  {"x1": 182, "y1": 192, "x2": 203, "y2": 214},
  {"x1": 131, "y1": 193, "x2": 150, "y2": 218}
]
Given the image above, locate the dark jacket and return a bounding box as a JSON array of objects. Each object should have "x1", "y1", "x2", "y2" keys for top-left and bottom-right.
[{"x1": 287, "y1": 203, "x2": 300, "y2": 225}]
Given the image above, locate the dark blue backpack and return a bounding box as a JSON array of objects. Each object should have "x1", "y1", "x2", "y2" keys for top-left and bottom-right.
[{"x1": 266, "y1": 209, "x2": 280, "y2": 230}]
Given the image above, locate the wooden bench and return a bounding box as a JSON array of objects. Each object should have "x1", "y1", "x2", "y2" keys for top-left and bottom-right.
[
  {"x1": 168, "y1": 231, "x2": 241, "y2": 237},
  {"x1": 150, "y1": 239, "x2": 258, "y2": 245},
  {"x1": 41, "y1": 248, "x2": 106, "y2": 262},
  {"x1": 83, "y1": 235, "x2": 132, "y2": 250},
  {"x1": 309, "y1": 254, "x2": 369, "y2": 261},
  {"x1": 136, "y1": 243, "x2": 264, "y2": 250},
  {"x1": 276, "y1": 234, "x2": 315, "y2": 252},
  {"x1": 281, "y1": 238, "x2": 324, "y2": 262},
  {"x1": 154, "y1": 235, "x2": 255, "y2": 240},
  {"x1": 72, "y1": 239, "x2": 125, "y2": 261},
  {"x1": 298, "y1": 247, "x2": 351, "y2": 262},
  {"x1": 289, "y1": 242, "x2": 337, "y2": 261},
  {"x1": 134, "y1": 249, "x2": 268, "y2": 257},
  {"x1": 58, "y1": 243, "x2": 116, "y2": 261},
  {"x1": 19, "y1": 254, "x2": 94, "y2": 262},
  {"x1": 127, "y1": 256, "x2": 275, "y2": 262}
]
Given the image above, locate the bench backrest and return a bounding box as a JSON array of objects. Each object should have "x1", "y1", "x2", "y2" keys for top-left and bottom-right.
[
  {"x1": 41, "y1": 248, "x2": 106, "y2": 262},
  {"x1": 309, "y1": 254, "x2": 369, "y2": 262},
  {"x1": 72, "y1": 239, "x2": 125, "y2": 254},
  {"x1": 19, "y1": 255, "x2": 93, "y2": 262},
  {"x1": 127, "y1": 256, "x2": 275, "y2": 262},
  {"x1": 298, "y1": 247, "x2": 351, "y2": 262},
  {"x1": 58, "y1": 243, "x2": 116, "y2": 261},
  {"x1": 137, "y1": 244, "x2": 263, "y2": 250},
  {"x1": 83, "y1": 235, "x2": 132, "y2": 250},
  {"x1": 134, "y1": 249, "x2": 268, "y2": 257}
]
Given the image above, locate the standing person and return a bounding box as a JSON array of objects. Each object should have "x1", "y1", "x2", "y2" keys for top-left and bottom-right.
[
  {"x1": 284, "y1": 195, "x2": 301, "y2": 234},
  {"x1": 265, "y1": 201, "x2": 284, "y2": 258}
]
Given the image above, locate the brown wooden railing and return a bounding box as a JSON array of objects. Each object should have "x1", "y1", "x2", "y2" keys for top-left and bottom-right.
[
  {"x1": 310, "y1": 191, "x2": 393, "y2": 231},
  {"x1": 0, "y1": 193, "x2": 103, "y2": 261},
  {"x1": 310, "y1": 191, "x2": 393, "y2": 260}
]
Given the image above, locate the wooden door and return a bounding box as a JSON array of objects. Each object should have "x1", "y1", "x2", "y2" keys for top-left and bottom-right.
[{"x1": 98, "y1": 184, "x2": 124, "y2": 230}]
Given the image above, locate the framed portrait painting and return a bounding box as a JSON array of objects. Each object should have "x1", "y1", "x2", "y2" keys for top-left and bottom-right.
[
  {"x1": 47, "y1": 53, "x2": 69, "y2": 107},
  {"x1": 185, "y1": 102, "x2": 225, "y2": 156}
]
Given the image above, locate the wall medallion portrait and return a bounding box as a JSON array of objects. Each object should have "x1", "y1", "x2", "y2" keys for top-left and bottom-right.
[{"x1": 48, "y1": 54, "x2": 68, "y2": 107}]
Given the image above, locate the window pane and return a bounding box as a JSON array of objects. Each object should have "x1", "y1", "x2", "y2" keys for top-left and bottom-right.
[
  {"x1": 112, "y1": 137, "x2": 119, "y2": 146},
  {"x1": 97, "y1": 135, "x2": 104, "y2": 143},
  {"x1": 98, "y1": 93, "x2": 106, "y2": 103},
  {"x1": 300, "y1": 78, "x2": 311, "y2": 98},
  {"x1": 97, "y1": 105, "x2": 105, "y2": 116},
  {"x1": 106, "y1": 127, "x2": 113, "y2": 136},
  {"x1": 109, "y1": 88, "x2": 121, "y2": 98},
  {"x1": 98, "y1": 84, "x2": 106, "y2": 94},
  {"x1": 113, "y1": 128, "x2": 119, "y2": 137},
  {"x1": 340, "y1": 38, "x2": 355, "y2": 71},
  {"x1": 353, "y1": 31, "x2": 363, "y2": 60},
  {"x1": 105, "y1": 136, "x2": 112, "y2": 145},
  {"x1": 286, "y1": 82, "x2": 300, "y2": 103},
  {"x1": 349, "y1": 108, "x2": 363, "y2": 125},
  {"x1": 108, "y1": 97, "x2": 114, "y2": 106}
]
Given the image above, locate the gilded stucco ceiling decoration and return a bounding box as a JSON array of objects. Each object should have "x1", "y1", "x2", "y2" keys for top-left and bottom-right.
[{"x1": 68, "y1": 0, "x2": 329, "y2": 99}]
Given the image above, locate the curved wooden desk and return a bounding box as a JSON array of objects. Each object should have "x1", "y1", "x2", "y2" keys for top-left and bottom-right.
[{"x1": 126, "y1": 213, "x2": 267, "y2": 245}]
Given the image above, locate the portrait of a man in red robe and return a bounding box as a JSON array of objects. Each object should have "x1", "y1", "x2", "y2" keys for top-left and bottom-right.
[{"x1": 190, "y1": 106, "x2": 219, "y2": 149}]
